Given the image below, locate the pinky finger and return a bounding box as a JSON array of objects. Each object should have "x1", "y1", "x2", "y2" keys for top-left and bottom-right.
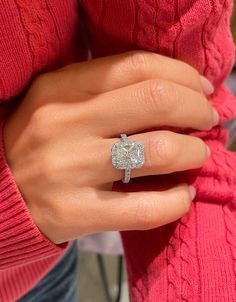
[{"x1": 94, "y1": 183, "x2": 196, "y2": 232}]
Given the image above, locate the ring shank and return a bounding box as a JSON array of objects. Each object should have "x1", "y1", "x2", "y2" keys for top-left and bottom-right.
[
  {"x1": 121, "y1": 133, "x2": 128, "y2": 143},
  {"x1": 123, "y1": 168, "x2": 131, "y2": 183}
]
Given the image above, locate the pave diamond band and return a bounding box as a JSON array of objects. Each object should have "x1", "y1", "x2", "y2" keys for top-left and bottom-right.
[{"x1": 111, "y1": 134, "x2": 145, "y2": 183}]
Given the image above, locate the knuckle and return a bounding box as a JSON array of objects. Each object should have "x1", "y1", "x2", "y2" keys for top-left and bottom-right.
[
  {"x1": 145, "y1": 80, "x2": 175, "y2": 115},
  {"x1": 146, "y1": 132, "x2": 176, "y2": 168},
  {"x1": 48, "y1": 153, "x2": 66, "y2": 176},
  {"x1": 169, "y1": 85, "x2": 184, "y2": 112},
  {"x1": 31, "y1": 107, "x2": 45, "y2": 127},
  {"x1": 134, "y1": 197, "x2": 156, "y2": 230},
  {"x1": 126, "y1": 50, "x2": 149, "y2": 72},
  {"x1": 31, "y1": 103, "x2": 64, "y2": 129},
  {"x1": 30, "y1": 106, "x2": 53, "y2": 138},
  {"x1": 112, "y1": 51, "x2": 149, "y2": 80},
  {"x1": 39, "y1": 153, "x2": 65, "y2": 184},
  {"x1": 30, "y1": 109, "x2": 47, "y2": 140},
  {"x1": 26, "y1": 111, "x2": 53, "y2": 153}
]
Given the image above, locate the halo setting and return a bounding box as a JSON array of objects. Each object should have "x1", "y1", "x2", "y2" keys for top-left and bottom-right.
[{"x1": 111, "y1": 134, "x2": 145, "y2": 183}]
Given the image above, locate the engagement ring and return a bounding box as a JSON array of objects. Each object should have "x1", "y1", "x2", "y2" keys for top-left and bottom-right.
[{"x1": 111, "y1": 134, "x2": 145, "y2": 183}]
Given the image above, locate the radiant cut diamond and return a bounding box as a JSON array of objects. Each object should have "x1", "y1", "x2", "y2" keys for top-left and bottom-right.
[{"x1": 111, "y1": 141, "x2": 145, "y2": 169}]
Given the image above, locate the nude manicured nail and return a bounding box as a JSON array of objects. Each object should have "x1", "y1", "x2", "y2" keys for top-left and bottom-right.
[
  {"x1": 188, "y1": 186, "x2": 196, "y2": 200},
  {"x1": 206, "y1": 145, "x2": 211, "y2": 157},
  {"x1": 200, "y1": 76, "x2": 215, "y2": 95},
  {"x1": 212, "y1": 109, "x2": 219, "y2": 126}
]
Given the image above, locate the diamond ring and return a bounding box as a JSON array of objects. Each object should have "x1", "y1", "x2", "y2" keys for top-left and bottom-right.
[{"x1": 111, "y1": 134, "x2": 145, "y2": 183}]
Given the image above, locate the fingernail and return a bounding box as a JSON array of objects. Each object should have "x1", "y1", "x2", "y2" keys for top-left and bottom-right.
[
  {"x1": 200, "y1": 76, "x2": 214, "y2": 95},
  {"x1": 212, "y1": 109, "x2": 219, "y2": 126},
  {"x1": 188, "y1": 186, "x2": 196, "y2": 200},
  {"x1": 206, "y1": 145, "x2": 211, "y2": 157}
]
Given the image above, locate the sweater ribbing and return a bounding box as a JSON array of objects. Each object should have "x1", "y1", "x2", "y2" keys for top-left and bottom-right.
[
  {"x1": 0, "y1": 1, "x2": 235, "y2": 301},
  {"x1": 81, "y1": 1, "x2": 236, "y2": 301},
  {"x1": 0, "y1": 1, "x2": 80, "y2": 301}
]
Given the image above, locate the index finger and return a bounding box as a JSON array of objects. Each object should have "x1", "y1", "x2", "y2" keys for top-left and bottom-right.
[{"x1": 56, "y1": 51, "x2": 213, "y2": 96}]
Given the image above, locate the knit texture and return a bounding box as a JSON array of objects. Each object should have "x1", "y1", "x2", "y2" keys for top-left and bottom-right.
[
  {"x1": 0, "y1": 0, "x2": 235, "y2": 301},
  {"x1": 0, "y1": 1, "x2": 84, "y2": 301},
  {"x1": 81, "y1": 0, "x2": 236, "y2": 301}
]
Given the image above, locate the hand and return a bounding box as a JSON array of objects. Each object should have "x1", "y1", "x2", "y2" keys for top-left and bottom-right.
[{"x1": 3, "y1": 51, "x2": 218, "y2": 244}]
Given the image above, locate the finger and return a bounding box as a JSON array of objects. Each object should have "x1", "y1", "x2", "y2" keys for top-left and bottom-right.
[
  {"x1": 55, "y1": 51, "x2": 212, "y2": 96},
  {"x1": 84, "y1": 79, "x2": 218, "y2": 137},
  {"x1": 87, "y1": 183, "x2": 194, "y2": 232},
  {"x1": 82, "y1": 131, "x2": 209, "y2": 186}
]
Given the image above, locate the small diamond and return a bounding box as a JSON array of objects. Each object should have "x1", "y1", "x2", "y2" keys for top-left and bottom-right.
[{"x1": 111, "y1": 141, "x2": 145, "y2": 169}]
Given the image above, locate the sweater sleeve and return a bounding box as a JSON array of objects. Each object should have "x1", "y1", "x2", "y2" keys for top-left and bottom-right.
[
  {"x1": 0, "y1": 112, "x2": 70, "y2": 270},
  {"x1": 116, "y1": 138, "x2": 236, "y2": 301}
]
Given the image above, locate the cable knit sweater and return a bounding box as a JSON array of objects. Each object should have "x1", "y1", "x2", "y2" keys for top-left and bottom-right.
[{"x1": 0, "y1": 1, "x2": 235, "y2": 301}]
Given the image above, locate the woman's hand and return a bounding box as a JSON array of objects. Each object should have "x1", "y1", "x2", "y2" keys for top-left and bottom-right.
[{"x1": 3, "y1": 51, "x2": 218, "y2": 244}]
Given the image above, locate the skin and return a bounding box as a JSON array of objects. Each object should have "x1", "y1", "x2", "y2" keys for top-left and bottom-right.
[{"x1": 3, "y1": 51, "x2": 218, "y2": 244}]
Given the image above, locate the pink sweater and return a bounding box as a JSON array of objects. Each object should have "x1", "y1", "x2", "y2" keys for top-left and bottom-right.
[{"x1": 0, "y1": 1, "x2": 235, "y2": 301}]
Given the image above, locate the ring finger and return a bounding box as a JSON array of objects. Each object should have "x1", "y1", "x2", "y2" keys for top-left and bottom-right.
[{"x1": 83, "y1": 130, "x2": 210, "y2": 185}]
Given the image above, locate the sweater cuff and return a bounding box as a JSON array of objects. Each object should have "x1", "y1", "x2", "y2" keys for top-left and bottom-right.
[{"x1": 0, "y1": 117, "x2": 70, "y2": 270}]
